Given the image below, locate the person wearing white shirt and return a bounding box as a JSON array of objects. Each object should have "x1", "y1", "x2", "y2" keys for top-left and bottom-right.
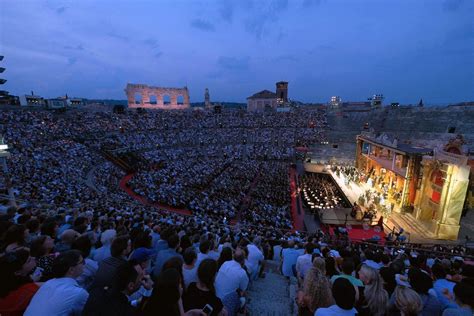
[
  {"x1": 215, "y1": 248, "x2": 249, "y2": 315},
  {"x1": 246, "y1": 237, "x2": 265, "y2": 280},
  {"x1": 315, "y1": 278, "x2": 358, "y2": 316},
  {"x1": 296, "y1": 243, "x2": 315, "y2": 284},
  {"x1": 182, "y1": 247, "x2": 198, "y2": 290},
  {"x1": 25, "y1": 250, "x2": 89, "y2": 316}
]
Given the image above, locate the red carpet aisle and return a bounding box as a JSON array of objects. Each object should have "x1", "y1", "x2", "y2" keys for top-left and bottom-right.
[
  {"x1": 119, "y1": 173, "x2": 192, "y2": 216},
  {"x1": 330, "y1": 225, "x2": 386, "y2": 244},
  {"x1": 289, "y1": 166, "x2": 305, "y2": 231}
]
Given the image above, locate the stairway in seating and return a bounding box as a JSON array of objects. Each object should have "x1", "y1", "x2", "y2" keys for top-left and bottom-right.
[{"x1": 246, "y1": 260, "x2": 297, "y2": 316}]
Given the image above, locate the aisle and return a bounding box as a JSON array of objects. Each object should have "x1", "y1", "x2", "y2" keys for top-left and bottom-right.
[{"x1": 119, "y1": 173, "x2": 192, "y2": 216}]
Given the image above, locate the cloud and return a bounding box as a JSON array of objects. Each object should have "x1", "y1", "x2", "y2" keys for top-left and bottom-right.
[
  {"x1": 190, "y1": 19, "x2": 215, "y2": 32},
  {"x1": 56, "y1": 6, "x2": 67, "y2": 14},
  {"x1": 217, "y1": 56, "x2": 250, "y2": 70},
  {"x1": 154, "y1": 52, "x2": 163, "y2": 59}
]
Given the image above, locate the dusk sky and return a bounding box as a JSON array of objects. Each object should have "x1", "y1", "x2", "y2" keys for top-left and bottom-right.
[{"x1": 1, "y1": 0, "x2": 473, "y2": 104}]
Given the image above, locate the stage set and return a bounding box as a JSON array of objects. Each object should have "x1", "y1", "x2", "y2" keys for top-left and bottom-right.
[{"x1": 301, "y1": 133, "x2": 471, "y2": 243}]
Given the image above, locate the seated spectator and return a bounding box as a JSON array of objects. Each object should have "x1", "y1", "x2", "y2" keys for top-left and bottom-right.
[
  {"x1": 183, "y1": 247, "x2": 198, "y2": 290},
  {"x1": 29, "y1": 235, "x2": 56, "y2": 281},
  {"x1": 217, "y1": 247, "x2": 233, "y2": 270},
  {"x1": 407, "y1": 268, "x2": 442, "y2": 316},
  {"x1": 442, "y1": 278, "x2": 474, "y2": 316},
  {"x1": 0, "y1": 248, "x2": 39, "y2": 316},
  {"x1": 296, "y1": 243, "x2": 315, "y2": 284},
  {"x1": 92, "y1": 229, "x2": 116, "y2": 262},
  {"x1": 331, "y1": 257, "x2": 363, "y2": 287},
  {"x1": 92, "y1": 235, "x2": 131, "y2": 289},
  {"x1": 297, "y1": 257, "x2": 333, "y2": 316},
  {"x1": 2, "y1": 224, "x2": 28, "y2": 252},
  {"x1": 24, "y1": 249, "x2": 88, "y2": 316},
  {"x1": 72, "y1": 235, "x2": 98, "y2": 290},
  {"x1": 357, "y1": 264, "x2": 389, "y2": 316},
  {"x1": 153, "y1": 234, "x2": 183, "y2": 279},
  {"x1": 315, "y1": 278, "x2": 358, "y2": 316},
  {"x1": 432, "y1": 263, "x2": 457, "y2": 309},
  {"x1": 215, "y1": 248, "x2": 249, "y2": 316},
  {"x1": 281, "y1": 240, "x2": 302, "y2": 277},
  {"x1": 393, "y1": 286, "x2": 423, "y2": 316},
  {"x1": 82, "y1": 263, "x2": 141, "y2": 316},
  {"x1": 143, "y1": 268, "x2": 204, "y2": 316},
  {"x1": 246, "y1": 237, "x2": 265, "y2": 280},
  {"x1": 183, "y1": 259, "x2": 226, "y2": 316},
  {"x1": 54, "y1": 229, "x2": 80, "y2": 253}
]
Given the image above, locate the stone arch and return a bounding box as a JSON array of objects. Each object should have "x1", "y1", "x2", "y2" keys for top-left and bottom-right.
[
  {"x1": 134, "y1": 93, "x2": 142, "y2": 105},
  {"x1": 163, "y1": 95, "x2": 171, "y2": 105},
  {"x1": 149, "y1": 95, "x2": 157, "y2": 105}
]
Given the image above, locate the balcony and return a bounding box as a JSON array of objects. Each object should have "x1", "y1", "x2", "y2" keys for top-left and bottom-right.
[{"x1": 363, "y1": 153, "x2": 407, "y2": 178}]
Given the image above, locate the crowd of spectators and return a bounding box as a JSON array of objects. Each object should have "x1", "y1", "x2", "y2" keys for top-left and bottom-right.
[{"x1": 0, "y1": 107, "x2": 473, "y2": 316}]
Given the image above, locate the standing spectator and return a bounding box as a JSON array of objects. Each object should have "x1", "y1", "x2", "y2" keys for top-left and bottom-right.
[
  {"x1": 432, "y1": 263, "x2": 457, "y2": 309},
  {"x1": 217, "y1": 247, "x2": 233, "y2": 270},
  {"x1": 0, "y1": 248, "x2": 39, "y2": 316},
  {"x1": 24, "y1": 250, "x2": 88, "y2": 316}
]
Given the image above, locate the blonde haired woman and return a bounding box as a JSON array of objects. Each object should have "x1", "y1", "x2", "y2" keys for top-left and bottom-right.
[
  {"x1": 393, "y1": 286, "x2": 423, "y2": 316},
  {"x1": 297, "y1": 257, "x2": 334, "y2": 316},
  {"x1": 357, "y1": 264, "x2": 389, "y2": 316}
]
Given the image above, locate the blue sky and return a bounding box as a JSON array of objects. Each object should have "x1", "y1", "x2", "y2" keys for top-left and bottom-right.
[{"x1": 1, "y1": 0, "x2": 473, "y2": 104}]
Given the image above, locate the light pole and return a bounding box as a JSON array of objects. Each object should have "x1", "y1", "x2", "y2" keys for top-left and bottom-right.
[{"x1": 0, "y1": 135, "x2": 16, "y2": 208}]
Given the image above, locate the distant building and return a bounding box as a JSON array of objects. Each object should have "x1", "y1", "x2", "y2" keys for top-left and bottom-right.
[
  {"x1": 247, "y1": 81, "x2": 288, "y2": 112},
  {"x1": 204, "y1": 88, "x2": 211, "y2": 109},
  {"x1": 20, "y1": 94, "x2": 46, "y2": 107},
  {"x1": 46, "y1": 98, "x2": 67, "y2": 109}
]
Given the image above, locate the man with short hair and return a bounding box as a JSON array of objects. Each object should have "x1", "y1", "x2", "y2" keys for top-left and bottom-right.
[
  {"x1": 330, "y1": 258, "x2": 363, "y2": 287},
  {"x1": 315, "y1": 278, "x2": 358, "y2": 316},
  {"x1": 182, "y1": 247, "x2": 198, "y2": 290},
  {"x1": 152, "y1": 234, "x2": 182, "y2": 279},
  {"x1": 91, "y1": 235, "x2": 131, "y2": 289},
  {"x1": 82, "y1": 262, "x2": 141, "y2": 316},
  {"x1": 215, "y1": 248, "x2": 249, "y2": 315},
  {"x1": 25, "y1": 250, "x2": 89, "y2": 316},
  {"x1": 246, "y1": 237, "x2": 265, "y2": 280},
  {"x1": 296, "y1": 242, "x2": 315, "y2": 283}
]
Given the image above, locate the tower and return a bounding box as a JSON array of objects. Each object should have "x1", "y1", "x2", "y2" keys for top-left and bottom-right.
[
  {"x1": 204, "y1": 88, "x2": 211, "y2": 108},
  {"x1": 276, "y1": 81, "x2": 288, "y2": 104}
]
